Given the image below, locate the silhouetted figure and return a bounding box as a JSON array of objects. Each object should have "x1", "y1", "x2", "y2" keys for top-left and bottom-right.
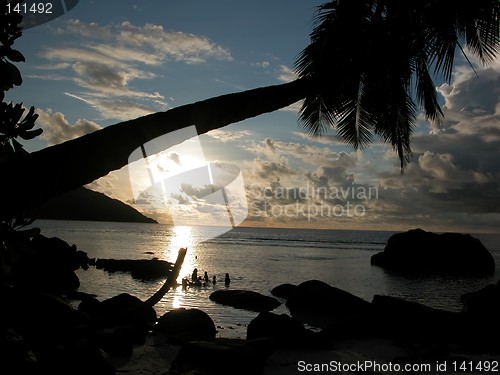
[
  {"x1": 204, "y1": 271, "x2": 209, "y2": 284},
  {"x1": 191, "y1": 268, "x2": 198, "y2": 283},
  {"x1": 212, "y1": 275, "x2": 217, "y2": 285},
  {"x1": 225, "y1": 273, "x2": 231, "y2": 287},
  {"x1": 198, "y1": 276, "x2": 204, "y2": 286},
  {"x1": 182, "y1": 277, "x2": 188, "y2": 289}
]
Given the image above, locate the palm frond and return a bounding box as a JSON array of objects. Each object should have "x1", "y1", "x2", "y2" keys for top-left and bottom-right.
[
  {"x1": 414, "y1": 53, "x2": 444, "y2": 122},
  {"x1": 295, "y1": 0, "x2": 499, "y2": 170},
  {"x1": 298, "y1": 94, "x2": 335, "y2": 137}
]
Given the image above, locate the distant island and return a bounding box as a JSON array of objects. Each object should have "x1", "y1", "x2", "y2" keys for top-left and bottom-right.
[{"x1": 29, "y1": 187, "x2": 157, "y2": 224}]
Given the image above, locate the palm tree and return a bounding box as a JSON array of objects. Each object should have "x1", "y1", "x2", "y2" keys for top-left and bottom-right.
[{"x1": 1, "y1": 0, "x2": 499, "y2": 216}]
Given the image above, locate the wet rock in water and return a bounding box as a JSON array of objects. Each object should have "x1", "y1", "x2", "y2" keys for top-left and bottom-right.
[
  {"x1": 170, "y1": 339, "x2": 270, "y2": 375},
  {"x1": 371, "y1": 228, "x2": 495, "y2": 276},
  {"x1": 247, "y1": 311, "x2": 317, "y2": 348},
  {"x1": 285, "y1": 280, "x2": 371, "y2": 328},
  {"x1": 270, "y1": 283, "x2": 297, "y2": 299},
  {"x1": 95, "y1": 258, "x2": 173, "y2": 280},
  {"x1": 209, "y1": 290, "x2": 281, "y2": 312},
  {"x1": 155, "y1": 308, "x2": 216, "y2": 344}
]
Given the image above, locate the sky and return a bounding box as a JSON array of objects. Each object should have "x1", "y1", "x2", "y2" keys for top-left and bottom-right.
[{"x1": 5, "y1": 0, "x2": 500, "y2": 233}]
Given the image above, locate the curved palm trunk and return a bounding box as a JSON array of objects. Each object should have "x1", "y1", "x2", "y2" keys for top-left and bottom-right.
[
  {"x1": 144, "y1": 247, "x2": 187, "y2": 308},
  {"x1": 0, "y1": 77, "x2": 311, "y2": 216}
]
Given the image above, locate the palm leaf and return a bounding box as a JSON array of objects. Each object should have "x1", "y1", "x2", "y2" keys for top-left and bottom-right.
[{"x1": 295, "y1": 0, "x2": 499, "y2": 170}]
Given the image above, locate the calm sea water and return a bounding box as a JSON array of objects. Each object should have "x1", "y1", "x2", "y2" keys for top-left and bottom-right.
[{"x1": 32, "y1": 220, "x2": 500, "y2": 339}]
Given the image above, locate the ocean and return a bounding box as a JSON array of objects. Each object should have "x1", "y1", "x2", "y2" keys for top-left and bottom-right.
[{"x1": 32, "y1": 220, "x2": 500, "y2": 339}]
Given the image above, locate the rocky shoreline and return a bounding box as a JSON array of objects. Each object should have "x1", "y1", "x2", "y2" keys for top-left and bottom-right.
[
  {"x1": 113, "y1": 278, "x2": 500, "y2": 375},
  {"x1": 3, "y1": 228, "x2": 499, "y2": 374},
  {"x1": 6, "y1": 276, "x2": 500, "y2": 374}
]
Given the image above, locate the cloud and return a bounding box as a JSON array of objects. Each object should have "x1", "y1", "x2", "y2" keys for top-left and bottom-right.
[
  {"x1": 65, "y1": 92, "x2": 162, "y2": 120},
  {"x1": 237, "y1": 57, "x2": 500, "y2": 232},
  {"x1": 368, "y1": 56, "x2": 500, "y2": 231},
  {"x1": 118, "y1": 21, "x2": 232, "y2": 64},
  {"x1": 36, "y1": 20, "x2": 233, "y2": 121},
  {"x1": 253, "y1": 61, "x2": 270, "y2": 68},
  {"x1": 207, "y1": 129, "x2": 254, "y2": 142},
  {"x1": 37, "y1": 109, "x2": 102, "y2": 145},
  {"x1": 277, "y1": 65, "x2": 297, "y2": 83}
]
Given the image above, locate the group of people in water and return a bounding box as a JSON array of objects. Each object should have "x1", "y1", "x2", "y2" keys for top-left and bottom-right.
[{"x1": 181, "y1": 268, "x2": 231, "y2": 289}]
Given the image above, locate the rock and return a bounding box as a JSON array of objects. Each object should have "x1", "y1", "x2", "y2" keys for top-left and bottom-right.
[
  {"x1": 91, "y1": 330, "x2": 135, "y2": 357},
  {"x1": 170, "y1": 339, "x2": 270, "y2": 375},
  {"x1": 209, "y1": 290, "x2": 281, "y2": 312},
  {"x1": 0, "y1": 328, "x2": 38, "y2": 374},
  {"x1": 78, "y1": 293, "x2": 156, "y2": 329},
  {"x1": 371, "y1": 295, "x2": 466, "y2": 343},
  {"x1": 44, "y1": 342, "x2": 116, "y2": 375},
  {"x1": 285, "y1": 280, "x2": 371, "y2": 328},
  {"x1": 8, "y1": 291, "x2": 88, "y2": 344},
  {"x1": 95, "y1": 258, "x2": 173, "y2": 280},
  {"x1": 270, "y1": 283, "x2": 297, "y2": 299},
  {"x1": 246, "y1": 312, "x2": 316, "y2": 348},
  {"x1": 10, "y1": 233, "x2": 89, "y2": 293},
  {"x1": 371, "y1": 228, "x2": 495, "y2": 276},
  {"x1": 461, "y1": 282, "x2": 500, "y2": 317},
  {"x1": 155, "y1": 308, "x2": 216, "y2": 343},
  {"x1": 317, "y1": 311, "x2": 379, "y2": 343},
  {"x1": 459, "y1": 282, "x2": 500, "y2": 351}
]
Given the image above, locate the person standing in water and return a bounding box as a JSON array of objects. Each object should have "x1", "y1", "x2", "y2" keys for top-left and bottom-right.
[
  {"x1": 224, "y1": 273, "x2": 231, "y2": 287},
  {"x1": 191, "y1": 268, "x2": 198, "y2": 283}
]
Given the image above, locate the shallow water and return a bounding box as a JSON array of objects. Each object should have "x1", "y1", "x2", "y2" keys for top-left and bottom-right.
[{"x1": 33, "y1": 220, "x2": 500, "y2": 339}]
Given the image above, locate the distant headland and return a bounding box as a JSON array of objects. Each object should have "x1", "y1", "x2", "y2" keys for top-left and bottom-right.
[{"x1": 29, "y1": 186, "x2": 157, "y2": 224}]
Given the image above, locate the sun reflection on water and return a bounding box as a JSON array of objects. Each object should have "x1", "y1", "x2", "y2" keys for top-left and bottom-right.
[
  {"x1": 171, "y1": 292, "x2": 184, "y2": 309},
  {"x1": 167, "y1": 225, "x2": 198, "y2": 283}
]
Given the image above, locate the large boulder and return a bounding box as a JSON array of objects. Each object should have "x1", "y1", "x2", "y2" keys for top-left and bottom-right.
[
  {"x1": 285, "y1": 280, "x2": 371, "y2": 328},
  {"x1": 371, "y1": 228, "x2": 495, "y2": 276},
  {"x1": 209, "y1": 290, "x2": 281, "y2": 312},
  {"x1": 155, "y1": 308, "x2": 216, "y2": 343},
  {"x1": 78, "y1": 293, "x2": 156, "y2": 329},
  {"x1": 370, "y1": 295, "x2": 467, "y2": 344},
  {"x1": 5, "y1": 291, "x2": 88, "y2": 344},
  {"x1": 270, "y1": 283, "x2": 297, "y2": 299},
  {"x1": 10, "y1": 233, "x2": 90, "y2": 293},
  {"x1": 461, "y1": 283, "x2": 500, "y2": 317},
  {"x1": 247, "y1": 312, "x2": 317, "y2": 348}
]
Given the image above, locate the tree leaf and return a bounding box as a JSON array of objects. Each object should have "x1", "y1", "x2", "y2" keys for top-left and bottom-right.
[
  {"x1": 11, "y1": 138, "x2": 27, "y2": 154},
  {"x1": 19, "y1": 128, "x2": 43, "y2": 140},
  {"x1": 19, "y1": 106, "x2": 39, "y2": 130},
  {"x1": 5, "y1": 61, "x2": 22, "y2": 87},
  {"x1": 6, "y1": 49, "x2": 25, "y2": 63}
]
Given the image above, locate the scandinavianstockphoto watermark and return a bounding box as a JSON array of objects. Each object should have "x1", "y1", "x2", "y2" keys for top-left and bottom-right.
[{"x1": 248, "y1": 181, "x2": 379, "y2": 221}]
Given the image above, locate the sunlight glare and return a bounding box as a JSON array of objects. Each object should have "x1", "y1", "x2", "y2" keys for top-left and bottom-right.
[
  {"x1": 168, "y1": 225, "x2": 197, "y2": 283},
  {"x1": 171, "y1": 292, "x2": 184, "y2": 309}
]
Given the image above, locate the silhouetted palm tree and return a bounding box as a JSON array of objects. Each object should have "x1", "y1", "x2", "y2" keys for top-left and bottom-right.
[
  {"x1": 1, "y1": 0, "x2": 499, "y2": 216},
  {"x1": 296, "y1": 0, "x2": 500, "y2": 168}
]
